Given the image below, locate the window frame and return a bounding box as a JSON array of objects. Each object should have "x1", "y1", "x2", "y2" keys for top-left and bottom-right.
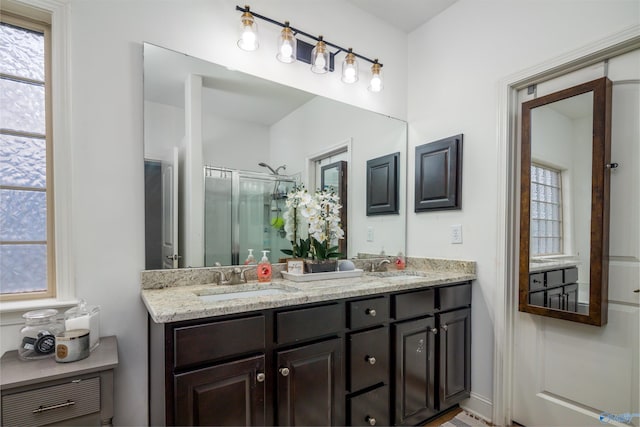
[
  {"x1": 1, "y1": 12, "x2": 56, "y2": 301},
  {"x1": 0, "y1": 0, "x2": 74, "y2": 316}
]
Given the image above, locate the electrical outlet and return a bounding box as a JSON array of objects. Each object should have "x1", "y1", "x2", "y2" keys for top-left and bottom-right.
[
  {"x1": 367, "y1": 227, "x2": 374, "y2": 242},
  {"x1": 451, "y1": 224, "x2": 462, "y2": 244}
]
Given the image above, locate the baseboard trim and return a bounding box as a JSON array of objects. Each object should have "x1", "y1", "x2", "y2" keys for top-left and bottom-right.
[{"x1": 460, "y1": 392, "x2": 493, "y2": 424}]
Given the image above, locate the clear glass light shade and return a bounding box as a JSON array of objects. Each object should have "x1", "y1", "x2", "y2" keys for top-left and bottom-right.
[
  {"x1": 276, "y1": 25, "x2": 296, "y2": 63},
  {"x1": 341, "y1": 50, "x2": 358, "y2": 84},
  {"x1": 368, "y1": 62, "x2": 383, "y2": 92},
  {"x1": 237, "y1": 11, "x2": 258, "y2": 51},
  {"x1": 311, "y1": 38, "x2": 329, "y2": 74}
]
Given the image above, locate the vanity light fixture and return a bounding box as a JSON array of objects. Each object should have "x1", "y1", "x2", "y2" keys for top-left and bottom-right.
[
  {"x1": 368, "y1": 60, "x2": 383, "y2": 93},
  {"x1": 341, "y1": 48, "x2": 359, "y2": 84},
  {"x1": 310, "y1": 36, "x2": 330, "y2": 74},
  {"x1": 235, "y1": 5, "x2": 383, "y2": 92},
  {"x1": 237, "y1": 5, "x2": 258, "y2": 51},
  {"x1": 276, "y1": 21, "x2": 296, "y2": 63}
]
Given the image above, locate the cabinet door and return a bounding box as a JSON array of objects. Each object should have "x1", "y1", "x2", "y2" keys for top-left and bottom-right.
[
  {"x1": 563, "y1": 284, "x2": 579, "y2": 313},
  {"x1": 276, "y1": 338, "x2": 344, "y2": 426},
  {"x1": 174, "y1": 355, "x2": 265, "y2": 426},
  {"x1": 438, "y1": 308, "x2": 471, "y2": 409},
  {"x1": 393, "y1": 317, "x2": 437, "y2": 426},
  {"x1": 547, "y1": 287, "x2": 563, "y2": 310}
]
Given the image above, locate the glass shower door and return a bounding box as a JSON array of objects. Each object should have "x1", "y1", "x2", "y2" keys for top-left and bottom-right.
[{"x1": 204, "y1": 167, "x2": 296, "y2": 266}]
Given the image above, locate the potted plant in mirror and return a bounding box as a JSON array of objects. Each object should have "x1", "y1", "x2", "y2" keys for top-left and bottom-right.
[
  {"x1": 281, "y1": 185, "x2": 311, "y2": 266},
  {"x1": 305, "y1": 188, "x2": 344, "y2": 273},
  {"x1": 281, "y1": 186, "x2": 345, "y2": 273}
]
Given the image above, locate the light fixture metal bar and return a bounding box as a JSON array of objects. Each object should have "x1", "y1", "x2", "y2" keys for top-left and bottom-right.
[{"x1": 235, "y1": 5, "x2": 382, "y2": 67}]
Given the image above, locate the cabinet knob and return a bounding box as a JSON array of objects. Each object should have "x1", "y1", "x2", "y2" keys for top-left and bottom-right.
[
  {"x1": 366, "y1": 355, "x2": 376, "y2": 365},
  {"x1": 366, "y1": 308, "x2": 377, "y2": 317},
  {"x1": 366, "y1": 416, "x2": 376, "y2": 426},
  {"x1": 430, "y1": 327, "x2": 438, "y2": 335},
  {"x1": 441, "y1": 324, "x2": 448, "y2": 332},
  {"x1": 279, "y1": 367, "x2": 290, "y2": 377},
  {"x1": 256, "y1": 372, "x2": 265, "y2": 382}
]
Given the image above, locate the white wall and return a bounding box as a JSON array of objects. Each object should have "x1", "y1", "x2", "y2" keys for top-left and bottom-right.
[
  {"x1": 407, "y1": 0, "x2": 639, "y2": 418},
  {"x1": 13, "y1": 1, "x2": 406, "y2": 425}
]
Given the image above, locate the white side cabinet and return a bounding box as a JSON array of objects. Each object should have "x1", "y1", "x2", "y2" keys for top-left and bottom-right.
[{"x1": 1, "y1": 336, "x2": 118, "y2": 427}]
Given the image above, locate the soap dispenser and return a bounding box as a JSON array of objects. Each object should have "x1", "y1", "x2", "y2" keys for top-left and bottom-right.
[
  {"x1": 244, "y1": 249, "x2": 256, "y2": 265},
  {"x1": 395, "y1": 251, "x2": 406, "y2": 270},
  {"x1": 257, "y1": 250, "x2": 272, "y2": 283}
]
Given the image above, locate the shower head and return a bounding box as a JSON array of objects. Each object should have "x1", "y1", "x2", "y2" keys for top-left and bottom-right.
[
  {"x1": 258, "y1": 162, "x2": 286, "y2": 175},
  {"x1": 258, "y1": 162, "x2": 277, "y2": 175}
]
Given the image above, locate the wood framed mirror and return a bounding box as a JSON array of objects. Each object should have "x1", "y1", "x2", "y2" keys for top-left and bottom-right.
[{"x1": 519, "y1": 77, "x2": 612, "y2": 326}]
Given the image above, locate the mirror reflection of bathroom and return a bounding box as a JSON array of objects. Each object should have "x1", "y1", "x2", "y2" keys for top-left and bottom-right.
[
  {"x1": 204, "y1": 164, "x2": 298, "y2": 266},
  {"x1": 528, "y1": 91, "x2": 593, "y2": 314}
]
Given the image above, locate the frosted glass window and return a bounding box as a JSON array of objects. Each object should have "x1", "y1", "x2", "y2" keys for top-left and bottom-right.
[
  {"x1": 530, "y1": 164, "x2": 563, "y2": 256},
  {"x1": 0, "y1": 14, "x2": 53, "y2": 299},
  {"x1": 0, "y1": 23, "x2": 45, "y2": 81},
  {"x1": 0, "y1": 78, "x2": 45, "y2": 134},
  {"x1": 0, "y1": 244, "x2": 47, "y2": 294},
  {"x1": 0, "y1": 134, "x2": 46, "y2": 188}
]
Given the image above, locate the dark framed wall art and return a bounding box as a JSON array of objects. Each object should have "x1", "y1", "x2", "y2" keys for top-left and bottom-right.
[
  {"x1": 414, "y1": 134, "x2": 463, "y2": 212},
  {"x1": 366, "y1": 152, "x2": 399, "y2": 215}
]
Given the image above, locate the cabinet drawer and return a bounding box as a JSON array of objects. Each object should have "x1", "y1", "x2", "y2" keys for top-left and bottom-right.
[
  {"x1": 546, "y1": 269, "x2": 564, "y2": 287},
  {"x1": 393, "y1": 288, "x2": 435, "y2": 320},
  {"x1": 348, "y1": 297, "x2": 389, "y2": 329},
  {"x1": 2, "y1": 377, "x2": 100, "y2": 427},
  {"x1": 439, "y1": 283, "x2": 471, "y2": 311},
  {"x1": 276, "y1": 303, "x2": 343, "y2": 344},
  {"x1": 174, "y1": 315, "x2": 265, "y2": 368},
  {"x1": 564, "y1": 267, "x2": 578, "y2": 284},
  {"x1": 348, "y1": 327, "x2": 389, "y2": 392},
  {"x1": 529, "y1": 272, "x2": 545, "y2": 291},
  {"x1": 349, "y1": 385, "x2": 389, "y2": 427}
]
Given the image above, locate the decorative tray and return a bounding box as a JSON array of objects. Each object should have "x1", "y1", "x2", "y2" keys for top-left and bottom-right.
[{"x1": 281, "y1": 269, "x2": 364, "y2": 282}]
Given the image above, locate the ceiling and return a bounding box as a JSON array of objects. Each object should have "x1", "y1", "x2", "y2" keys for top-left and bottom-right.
[{"x1": 348, "y1": 0, "x2": 458, "y2": 33}]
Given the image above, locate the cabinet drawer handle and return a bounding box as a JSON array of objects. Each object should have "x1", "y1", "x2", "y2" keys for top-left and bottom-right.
[
  {"x1": 279, "y1": 367, "x2": 290, "y2": 377},
  {"x1": 634, "y1": 289, "x2": 639, "y2": 293},
  {"x1": 256, "y1": 372, "x2": 265, "y2": 382},
  {"x1": 366, "y1": 355, "x2": 376, "y2": 365},
  {"x1": 365, "y1": 308, "x2": 377, "y2": 317},
  {"x1": 430, "y1": 327, "x2": 438, "y2": 335},
  {"x1": 33, "y1": 400, "x2": 75, "y2": 414},
  {"x1": 441, "y1": 324, "x2": 448, "y2": 332},
  {"x1": 366, "y1": 416, "x2": 376, "y2": 426}
]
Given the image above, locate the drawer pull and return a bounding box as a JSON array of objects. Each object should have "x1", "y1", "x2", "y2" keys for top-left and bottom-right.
[
  {"x1": 256, "y1": 372, "x2": 265, "y2": 382},
  {"x1": 430, "y1": 327, "x2": 438, "y2": 335},
  {"x1": 366, "y1": 355, "x2": 376, "y2": 365},
  {"x1": 279, "y1": 367, "x2": 290, "y2": 377},
  {"x1": 33, "y1": 400, "x2": 75, "y2": 414},
  {"x1": 366, "y1": 415, "x2": 377, "y2": 426},
  {"x1": 365, "y1": 308, "x2": 377, "y2": 317},
  {"x1": 441, "y1": 324, "x2": 448, "y2": 332}
]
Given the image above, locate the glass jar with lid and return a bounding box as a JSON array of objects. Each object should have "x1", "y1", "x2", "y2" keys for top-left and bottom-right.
[{"x1": 18, "y1": 309, "x2": 64, "y2": 360}]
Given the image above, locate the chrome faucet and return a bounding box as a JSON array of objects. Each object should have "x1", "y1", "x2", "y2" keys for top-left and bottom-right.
[
  {"x1": 371, "y1": 259, "x2": 391, "y2": 272},
  {"x1": 216, "y1": 267, "x2": 255, "y2": 285}
]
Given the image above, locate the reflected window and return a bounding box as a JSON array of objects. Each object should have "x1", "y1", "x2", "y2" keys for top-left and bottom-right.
[{"x1": 530, "y1": 163, "x2": 562, "y2": 256}]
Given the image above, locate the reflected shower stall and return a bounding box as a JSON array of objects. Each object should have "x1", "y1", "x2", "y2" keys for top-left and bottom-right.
[{"x1": 204, "y1": 166, "x2": 297, "y2": 266}]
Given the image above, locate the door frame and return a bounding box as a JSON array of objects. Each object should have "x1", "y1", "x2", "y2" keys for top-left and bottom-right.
[{"x1": 493, "y1": 25, "x2": 640, "y2": 426}]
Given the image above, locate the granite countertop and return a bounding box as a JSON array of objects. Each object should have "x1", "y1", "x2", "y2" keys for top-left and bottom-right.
[
  {"x1": 529, "y1": 258, "x2": 580, "y2": 273},
  {"x1": 141, "y1": 259, "x2": 476, "y2": 324}
]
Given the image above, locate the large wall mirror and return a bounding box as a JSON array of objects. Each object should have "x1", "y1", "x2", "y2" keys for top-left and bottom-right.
[
  {"x1": 519, "y1": 77, "x2": 612, "y2": 326},
  {"x1": 143, "y1": 43, "x2": 407, "y2": 269}
]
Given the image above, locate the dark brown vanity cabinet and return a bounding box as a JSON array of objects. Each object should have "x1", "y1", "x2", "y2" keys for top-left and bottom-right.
[
  {"x1": 149, "y1": 282, "x2": 471, "y2": 426},
  {"x1": 174, "y1": 355, "x2": 266, "y2": 426},
  {"x1": 528, "y1": 267, "x2": 580, "y2": 313},
  {"x1": 392, "y1": 285, "x2": 472, "y2": 426}
]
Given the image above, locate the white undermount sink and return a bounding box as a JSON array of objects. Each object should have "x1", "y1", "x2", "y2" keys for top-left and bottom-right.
[{"x1": 195, "y1": 284, "x2": 295, "y2": 303}]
